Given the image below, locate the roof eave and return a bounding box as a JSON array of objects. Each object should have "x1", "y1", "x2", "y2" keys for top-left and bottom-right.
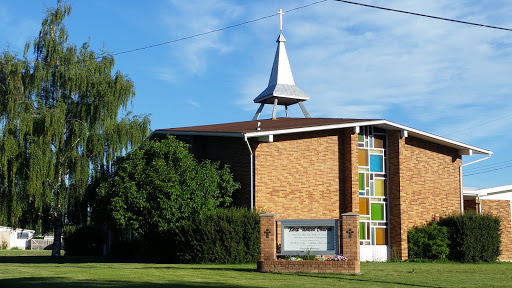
[{"x1": 153, "y1": 119, "x2": 491, "y2": 156}]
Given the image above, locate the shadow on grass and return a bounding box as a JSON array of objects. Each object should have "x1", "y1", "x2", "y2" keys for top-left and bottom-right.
[
  {"x1": 0, "y1": 277, "x2": 257, "y2": 288},
  {"x1": 294, "y1": 273, "x2": 443, "y2": 288},
  {"x1": 0, "y1": 255, "x2": 125, "y2": 264}
]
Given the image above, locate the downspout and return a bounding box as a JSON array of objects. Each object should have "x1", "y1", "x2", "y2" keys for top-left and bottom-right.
[
  {"x1": 244, "y1": 135, "x2": 254, "y2": 211},
  {"x1": 460, "y1": 153, "x2": 492, "y2": 214},
  {"x1": 478, "y1": 194, "x2": 482, "y2": 214}
]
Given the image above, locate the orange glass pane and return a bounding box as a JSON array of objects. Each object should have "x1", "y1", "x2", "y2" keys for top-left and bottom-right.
[
  {"x1": 374, "y1": 137, "x2": 384, "y2": 149},
  {"x1": 375, "y1": 228, "x2": 387, "y2": 245},
  {"x1": 358, "y1": 149, "x2": 368, "y2": 166},
  {"x1": 359, "y1": 198, "x2": 369, "y2": 215}
]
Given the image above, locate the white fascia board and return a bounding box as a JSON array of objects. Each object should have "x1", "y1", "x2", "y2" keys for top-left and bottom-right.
[
  {"x1": 374, "y1": 121, "x2": 492, "y2": 155},
  {"x1": 244, "y1": 120, "x2": 383, "y2": 138},
  {"x1": 465, "y1": 185, "x2": 512, "y2": 197},
  {"x1": 151, "y1": 130, "x2": 245, "y2": 138}
]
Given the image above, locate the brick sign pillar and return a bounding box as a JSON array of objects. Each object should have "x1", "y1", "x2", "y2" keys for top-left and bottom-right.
[
  {"x1": 260, "y1": 213, "x2": 277, "y2": 260},
  {"x1": 341, "y1": 212, "x2": 360, "y2": 273}
]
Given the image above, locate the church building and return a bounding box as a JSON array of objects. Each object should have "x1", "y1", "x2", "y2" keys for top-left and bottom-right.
[{"x1": 152, "y1": 11, "x2": 504, "y2": 261}]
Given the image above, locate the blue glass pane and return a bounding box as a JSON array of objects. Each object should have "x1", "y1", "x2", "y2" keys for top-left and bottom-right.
[{"x1": 370, "y1": 155, "x2": 383, "y2": 172}]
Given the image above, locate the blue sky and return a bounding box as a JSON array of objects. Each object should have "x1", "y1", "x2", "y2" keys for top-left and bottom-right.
[{"x1": 1, "y1": 0, "x2": 511, "y2": 188}]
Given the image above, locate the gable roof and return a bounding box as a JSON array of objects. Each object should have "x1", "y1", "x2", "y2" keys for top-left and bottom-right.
[{"x1": 153, "y1": 117, "x2": 492, "y2": 156}]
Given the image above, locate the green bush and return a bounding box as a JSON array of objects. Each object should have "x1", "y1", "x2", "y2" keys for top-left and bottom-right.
[
  {"x1": 176, "y1": 207, "x2": 260, "y2": 264},
  {"x1": 63, "y1": 225, "x2": 103, "y2": 256},
  {"x1": 408, "y1": 221, "x2": 449, "y2": 260},
  {"x1": 438, "y1": 212, "x2": 501, "y2": 262}
]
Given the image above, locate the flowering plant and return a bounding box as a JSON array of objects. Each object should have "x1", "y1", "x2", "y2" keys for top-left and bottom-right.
[{"x1": 326, "y1": 255, "x2": 348, "y2": 261}]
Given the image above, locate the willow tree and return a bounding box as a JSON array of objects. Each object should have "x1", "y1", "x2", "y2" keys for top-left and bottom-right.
[{"x1": 0, "y1": 2, "x2": 150, "y2": 256}]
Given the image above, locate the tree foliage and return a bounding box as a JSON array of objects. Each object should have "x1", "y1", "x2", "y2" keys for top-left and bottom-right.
[
  {"x1": 0, "y1": 1, "x2": 150, "y2": 254},
  {"x1": 95, "y1": 136, "x2": 239, "y2": 236}
]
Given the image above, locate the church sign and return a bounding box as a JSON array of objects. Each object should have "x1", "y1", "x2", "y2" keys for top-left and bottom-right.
[{"x1": 280, "y1": 219, "x2": 338, "y2": 255}]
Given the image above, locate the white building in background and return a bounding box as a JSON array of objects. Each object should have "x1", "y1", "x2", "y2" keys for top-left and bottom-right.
[{"x1": 0, "y1": 226, "x2": 35, "y2": 250}]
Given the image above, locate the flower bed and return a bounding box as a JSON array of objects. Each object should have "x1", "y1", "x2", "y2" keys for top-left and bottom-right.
[{"x1": 257, "y1": 259, "x2": 360, "y2": 274}]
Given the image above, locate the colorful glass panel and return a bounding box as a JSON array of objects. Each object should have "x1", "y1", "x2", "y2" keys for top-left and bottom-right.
[
  {"x1": 358, "y1": 149, "x2": 368, "y2": 166},
  {"x1": 375, "y1": 228, "x2": 387, "y2": 245},
  {"x1": 370, "y1": 154, "x2": 383, "y2": 172},
  {"x1": 371, "y1": 203, "x2": 385, "y2": 221},
  {"x1": 373, "y1": 135, "x2": 385, "y2": 148},
  {"x1": 359, "y1": 198, "x2": 369, "y2": 215},
  {"x1": 375, "y1": 179, "x2": 386, "y2": 196},
  {"x1": 360, "y1": 222, "x2": 365, "y2": 240},
  {"x1": 359, "y1": 173, "x2": 364, "y2": 190}
]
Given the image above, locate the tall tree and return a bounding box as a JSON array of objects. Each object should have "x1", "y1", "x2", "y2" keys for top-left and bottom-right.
[{"x1": 0, "y1": 2, "x2": 150, "y2": 256}]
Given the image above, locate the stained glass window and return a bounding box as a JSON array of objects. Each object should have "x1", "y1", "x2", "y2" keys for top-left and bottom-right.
[{"x1": 358, "y1": 126, "x2": 388, "y2": 246}]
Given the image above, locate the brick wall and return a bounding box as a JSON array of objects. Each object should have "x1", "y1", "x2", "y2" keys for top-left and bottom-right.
[
  {"x1": 341, "y1": 129, "x2": 359, "y2": 214},
  {"x1": 388, "y1": 132, "x2": 462, "y2": 260},
  {"x1": 464, "y1": 199, "x2": 478, "y2": 213},
  {"x1": 254, "y1": 130, "x2": 341, "y2": 219},
  {"x1": 480, "y1": 199, "x2": 512, "y2": 260}
]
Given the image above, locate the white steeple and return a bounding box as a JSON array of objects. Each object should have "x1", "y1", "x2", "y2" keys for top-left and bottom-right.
[{"x1": 253, "y1": 9, "x2": 311, "y2": 120}]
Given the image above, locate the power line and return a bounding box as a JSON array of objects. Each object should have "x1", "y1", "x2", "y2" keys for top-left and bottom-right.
[
  {"x1": 464, "y1": 164, "x2": 512, "y2": 177},
  {"x1": 107, "y1": 0, "x2": 512, "y2": 58},
  {"x1": 108, "y1": 0, "x2": 329, "y2": 57},
  {"x1": 333, "y1": 0, "x2": 512, "y2": 32},
  {"x1": 464, "y1": 159, "x2": 512, "y2": 172}
]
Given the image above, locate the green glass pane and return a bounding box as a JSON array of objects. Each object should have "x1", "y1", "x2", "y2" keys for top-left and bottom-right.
[
  {"x1": 359, "y1": 173, "x2": 364, "y2": 190},
  {"x1": 360, "y1": 222, "x2": 365, "y2": 240},
  {"x1": 358, "y1": 134, "x2": 364, "y2": 142},
  {"x1": 371, "y1": 203, "x2": 385, "y2": 221}
]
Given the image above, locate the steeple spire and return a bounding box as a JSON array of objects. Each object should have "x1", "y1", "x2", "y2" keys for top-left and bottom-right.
[{"x1": 253, "y1": 9, "x2": 311, "y2": 120}]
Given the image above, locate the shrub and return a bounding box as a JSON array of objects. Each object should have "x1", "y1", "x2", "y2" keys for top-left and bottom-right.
[
  {"x1": 1, "y1": 239, "x2": 7, "y2": 250},
  {"x1": 63, "y1": 225, "x2": 103, "y2": 256},
  {"x1": 408, "y1": 221, "x2": 449, "y2": 260},
  {"x1": 176, "y1": 207, "x2": 260, "y2": 264},
  {"x1": 438, "y1": 212, "x2": 501, "y2": 262}
]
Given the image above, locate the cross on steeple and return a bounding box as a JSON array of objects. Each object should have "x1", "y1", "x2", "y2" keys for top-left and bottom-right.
[
  {"x1": 278, "y1": 9, "x2": 284, "y2": 32},
  {"x1": 252, "y1": 8, "x2": 311, "y2": 120}
]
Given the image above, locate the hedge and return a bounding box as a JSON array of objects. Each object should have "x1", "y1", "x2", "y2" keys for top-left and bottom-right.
[
  {"x1": 175, "y1": 207, "x2": 260, "y2": 264},
  {"x1": 408, "y1": 221, "x2": 449, "y2": 260},
  {"x1": 438, "y1": 212, "x2": 501, "y2": 262}
]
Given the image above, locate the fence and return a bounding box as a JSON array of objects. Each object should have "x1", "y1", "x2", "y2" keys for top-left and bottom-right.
[{"x1": 30, "y1": 239, "x2": 54, "y2": 250}]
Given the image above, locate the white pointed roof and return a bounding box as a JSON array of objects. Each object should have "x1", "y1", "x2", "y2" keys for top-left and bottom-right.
[{"x1": 253, "y1": 33, "x2": 310, "y2": 105}]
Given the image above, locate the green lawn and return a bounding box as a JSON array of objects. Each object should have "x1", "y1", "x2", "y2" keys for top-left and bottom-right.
[{"x1": 0, "y1": 250, "x2": 511, "y2": 287}]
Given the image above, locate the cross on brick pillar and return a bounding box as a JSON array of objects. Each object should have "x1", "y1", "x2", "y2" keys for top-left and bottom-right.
[
  {"x1": 259, "y1": 213, "x2": 277, "y2": 261},
  {"x1": 346, "y1": 228, "x2": 354, "y2": 238},
  {"x1": 341, "y1": 212, "x2": 360, "y2": 273}
]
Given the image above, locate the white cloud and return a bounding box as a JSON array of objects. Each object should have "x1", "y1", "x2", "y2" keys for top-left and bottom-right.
[
  {"x1": 186, "y1": 99, "x2": 200, "y2": 108},
  {"x1": 159, "y1": 0, "x2": 244, "y2": 75}
]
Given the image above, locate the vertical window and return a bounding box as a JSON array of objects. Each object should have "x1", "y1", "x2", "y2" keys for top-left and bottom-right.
[{"x1": 358, "y1": 126, "x2": 388, "y2": 246}]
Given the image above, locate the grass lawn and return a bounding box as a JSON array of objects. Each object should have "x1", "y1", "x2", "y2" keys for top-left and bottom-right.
[{"x1": 0, "y1": 250, "x2": 511, "y2": 287}]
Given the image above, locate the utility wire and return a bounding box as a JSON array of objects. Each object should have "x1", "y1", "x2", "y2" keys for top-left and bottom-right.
[
  {"x1": 107, "y1": 0, "x2": 512, "y2": 58},
  {"x1": 464, "y1": 164, "x2": 512, "y2": 176},
  {"x1": 464, "y1": 159, "x2": 512, "y2": 172},
  {"x1": 107, "y1": 0, "x2": 329, "y2": 57},
  {"x1": 463, "y1": 159, "x2": 512, "y2": 176},
  {"x1": 334, "y1": 0, "x2": 512, "y2": 32}
]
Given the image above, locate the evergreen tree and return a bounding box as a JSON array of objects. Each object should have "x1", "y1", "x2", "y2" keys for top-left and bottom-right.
[{"x1": 0, "y1": 1, "x2": 150, "y2": 256}]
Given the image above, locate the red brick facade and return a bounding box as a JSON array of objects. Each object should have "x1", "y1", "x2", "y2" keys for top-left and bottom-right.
[
  {"x1": 255, "y1": 130, "x2": 341, "y2": 219},
  {"x1": 480, "y1": 200, "x2": 512, "y2": 260},
  {"x1": 388, "y1": 132, "x2": 462, "y2": 260},
  {"x1": 181, "y1": 126, "x2": 464, "y2": 261}
]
